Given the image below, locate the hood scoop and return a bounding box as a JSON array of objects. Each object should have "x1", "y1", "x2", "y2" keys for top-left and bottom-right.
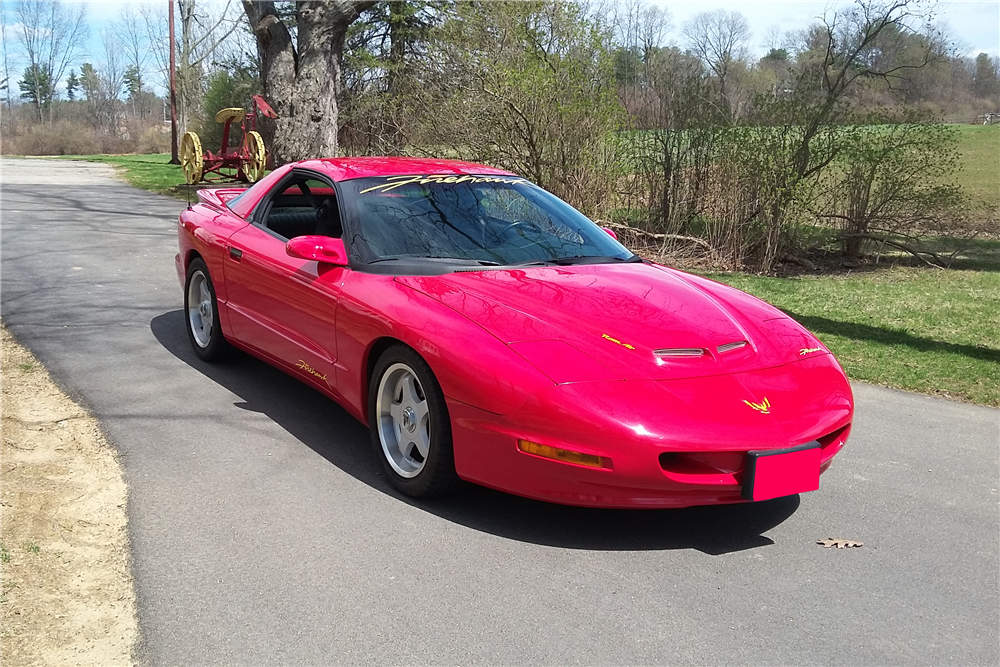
[
  {"x1": 716, "y1": 340, "x2": 749, "y2": 353},
  {"x1": 653, "y1": 347, "x2": 706, "y2": 358},
  {"x1": 396, "y1": 265, "x2": 782, "y2": 381}
]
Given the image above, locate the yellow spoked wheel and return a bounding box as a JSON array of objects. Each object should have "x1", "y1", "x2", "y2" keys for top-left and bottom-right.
[
  {"x1": 180, "y1": 131, "x2": 204, "y2": 184},
  {"x1": 241, "y1": 130, "x2": 266, "y2": 183}
]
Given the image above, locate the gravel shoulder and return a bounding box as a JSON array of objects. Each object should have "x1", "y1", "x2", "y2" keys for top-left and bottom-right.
[{"x1": 1, "y1": 325, "x2": 137, "y2": 666}]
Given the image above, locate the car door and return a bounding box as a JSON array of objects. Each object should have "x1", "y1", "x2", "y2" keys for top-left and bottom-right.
[{"x1": 223, "y1": 171, "x2": 347, "y2": 394}]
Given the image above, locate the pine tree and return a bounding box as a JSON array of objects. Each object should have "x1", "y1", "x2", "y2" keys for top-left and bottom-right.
[{"x1": 66, "y1": 69, "x2": 80, "y2": 101}]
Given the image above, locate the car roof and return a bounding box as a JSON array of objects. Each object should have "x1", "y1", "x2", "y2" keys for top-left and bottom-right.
[{"x1": 295, "y1": 156, "x2": 517, "y2": 182}]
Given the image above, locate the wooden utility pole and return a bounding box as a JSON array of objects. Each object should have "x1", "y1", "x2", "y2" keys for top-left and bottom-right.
[{"x1": 169, "y1": 0, "x2": 179, "y2": 164}]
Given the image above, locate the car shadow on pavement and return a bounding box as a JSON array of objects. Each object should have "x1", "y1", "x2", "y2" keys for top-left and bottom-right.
[{"x1": 152, "y1": 310, "x2": 799, "y2": 555}]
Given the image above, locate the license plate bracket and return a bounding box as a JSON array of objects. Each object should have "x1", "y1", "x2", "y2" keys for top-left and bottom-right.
[{"x1": 742, "y1": 441, "x2": 821, "y2": 501}]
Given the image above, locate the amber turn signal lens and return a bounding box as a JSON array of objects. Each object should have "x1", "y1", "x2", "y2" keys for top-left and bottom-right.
[{"x1": 517, "y1": 439, "x2": 609, "y2": 469}]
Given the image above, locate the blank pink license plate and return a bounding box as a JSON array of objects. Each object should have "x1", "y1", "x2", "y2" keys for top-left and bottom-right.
[{"x1": 742, "y1": 443, "x2": 821, "y2": 501}]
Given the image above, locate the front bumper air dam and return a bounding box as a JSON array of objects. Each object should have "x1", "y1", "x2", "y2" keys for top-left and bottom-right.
[{"x1": 448, "y1": 355, "x2": 852, "y2": 508}]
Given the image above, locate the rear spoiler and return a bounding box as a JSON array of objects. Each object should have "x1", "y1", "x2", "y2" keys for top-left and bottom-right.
[{"x1": 196, "y1": 187, "x2": 248, "y2": 208}]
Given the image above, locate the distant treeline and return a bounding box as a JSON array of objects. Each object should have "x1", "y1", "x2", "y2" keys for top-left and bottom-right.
[{"x1": 3, "y1": 0, "x2": 997, "y2": 269}]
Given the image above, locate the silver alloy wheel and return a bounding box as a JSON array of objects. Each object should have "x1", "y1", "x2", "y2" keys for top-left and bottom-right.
[
  {"x1": 376, "y1": 362, "x2": 431, "y2": 478},
  {"x1": 187, "y1": 270, "x2": 214, "y2": 349}
]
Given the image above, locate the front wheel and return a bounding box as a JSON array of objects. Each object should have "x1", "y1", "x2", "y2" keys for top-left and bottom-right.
[
  {"x1": 184, "y1": 258, "x2": 230, "y2": 362},
  {"x1": 369, "y1": 345, "x2": 461, "y2": 498}
]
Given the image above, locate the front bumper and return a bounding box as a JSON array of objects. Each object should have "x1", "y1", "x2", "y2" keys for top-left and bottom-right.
[{"x1": 448, "y1": 355, "x2": 853, "y2": 508}]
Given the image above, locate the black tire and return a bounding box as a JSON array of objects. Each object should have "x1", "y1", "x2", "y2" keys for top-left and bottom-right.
[
  {"x1": 368, "y1": 344, "x2": 461, "y2": 498},
  {"x1": 184, "y1": 258, "x2": 231, "y2": 362}
]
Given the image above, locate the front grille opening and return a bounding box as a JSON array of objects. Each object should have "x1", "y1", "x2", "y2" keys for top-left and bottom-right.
[
  {"x1": 818, "y1": 425, "x2": 850, "y2": 449},
  {"x1": 659, "y1": 451, "x2": 745, "y2": 475}
]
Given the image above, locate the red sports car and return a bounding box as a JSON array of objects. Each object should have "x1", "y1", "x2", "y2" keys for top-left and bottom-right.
[{"x1": 175, "y1": 157, "x2": 853, "y2": 508}]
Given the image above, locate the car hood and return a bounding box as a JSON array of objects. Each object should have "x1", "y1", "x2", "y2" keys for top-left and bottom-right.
[{"x1": 396, "y1": 263, "x2": 827, "y2": 382}]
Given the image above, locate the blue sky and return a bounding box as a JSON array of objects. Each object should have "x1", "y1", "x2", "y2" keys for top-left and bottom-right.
[
  {"x1": 4, "y1": 0, "x2": 999, "y2": 92},
  {"x1": 651, "y1": 0, "x2": 1000, "y2": 58}
]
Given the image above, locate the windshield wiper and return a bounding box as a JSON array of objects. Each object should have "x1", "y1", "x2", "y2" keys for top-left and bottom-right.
[
  {"x1": 516, "y1": 254, "x2": 643, "y2": 267},
  {"x1": 368, "y1": 256, "x2": 501, "y2": 266}
]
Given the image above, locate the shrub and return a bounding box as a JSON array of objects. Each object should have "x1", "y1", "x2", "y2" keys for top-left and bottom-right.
[
  {"x1": 14, "y1": 121, "x2": 101, "y2": 155},
  {"x1": 136, "y1": 125, "x2": 171, "y2": 154}
]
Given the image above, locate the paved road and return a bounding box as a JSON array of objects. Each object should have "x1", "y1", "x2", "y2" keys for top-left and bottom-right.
[{"x1": 2, "y1": 158, "x2": 998, "y2": 666}]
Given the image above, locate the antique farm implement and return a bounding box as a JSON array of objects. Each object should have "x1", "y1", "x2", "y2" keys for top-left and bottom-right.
[{"x1": 180, "y1": 94, "x2": 277, "y2": 184}]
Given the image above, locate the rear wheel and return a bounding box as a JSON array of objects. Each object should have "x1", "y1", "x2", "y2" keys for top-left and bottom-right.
[
  {"x1": 369, "y1": 345, "x2": 461, "y2": 497},
  {"x1": 184, "y1": 258, "x2": 230, "y2": 361}
]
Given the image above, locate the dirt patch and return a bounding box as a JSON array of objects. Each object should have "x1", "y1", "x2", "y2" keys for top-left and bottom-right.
[{"x1": 1, "y1": 325, "x2": 137, "y2": 666}]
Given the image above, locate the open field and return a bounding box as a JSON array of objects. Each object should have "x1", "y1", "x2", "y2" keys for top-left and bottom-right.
[
  {"x1": 952, "y1": 124, "x2": 1000, "y2": 209},
  {"x1": 710, "y1": 258, "x2": 1000, "y2": 406}
]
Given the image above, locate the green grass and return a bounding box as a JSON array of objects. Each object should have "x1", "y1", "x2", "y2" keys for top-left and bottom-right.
[
  {"x1": 59, "y1": 153, "x2": 185, "y2": 197},
  {"x1": 952, "y1": 124, "x2": 1000, "y2": 209},
  {"x1": 707, "y1": 263, "x2": 1000, "y2": 406}
]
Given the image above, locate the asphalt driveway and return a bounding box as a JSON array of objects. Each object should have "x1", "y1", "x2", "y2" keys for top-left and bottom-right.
[{"x1": 2, "y1": 158, "x2": 997, "y2": 665}]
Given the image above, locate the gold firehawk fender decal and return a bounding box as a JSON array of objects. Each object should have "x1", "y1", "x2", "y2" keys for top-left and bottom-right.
[
  {"x1": 601, "y1": 333, "x2": 636, "y2": 350},
  {"x1": 359, "y1": 174, "x2": 531, "y2": 194},
  {"x1": 799, "y1": 347, "x2": 824, "y2": 356},
  {"x1": 743, "y1": 397, "x2": 771, "y2": 414},
  {"x1": 296, "y1": 359, "x2": 328, "y2": 382}
]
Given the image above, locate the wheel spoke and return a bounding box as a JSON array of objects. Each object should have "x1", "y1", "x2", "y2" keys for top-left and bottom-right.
[
  {"x1": 411, "y1": 396, "x2": 429, "y2": 424},
  {"x1": 397, "y1": 435, "x2": 415, "y2": 461},
  {"x1": 413, "y1": 421, "x2": 430, "y2": 460},
  {"x1": 388, "y1": 400, "x2": 404, "y2": 424},
  {"x1": 398, "y1": 373, "x2": 421, "y2": 405}
]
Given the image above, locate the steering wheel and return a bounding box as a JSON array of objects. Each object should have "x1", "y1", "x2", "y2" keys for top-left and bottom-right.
[{"x1": 505, "y1": 220, "x2": 545, "y2": 238}]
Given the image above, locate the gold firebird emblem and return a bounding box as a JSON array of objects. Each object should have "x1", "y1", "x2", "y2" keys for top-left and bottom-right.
[
  {"x1": 743, "y1": 397, "x2": 771, "y2": 414},
  {"x1": 296, "y1": 359, "x2": 328, "y2": 382}
]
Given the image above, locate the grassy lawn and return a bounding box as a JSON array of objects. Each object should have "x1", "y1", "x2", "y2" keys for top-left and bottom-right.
[
  {"x1": 709, "y1": 260, "x2": 1000, "y2": 406},
  {"x1": 952, "y1": 124, "x2": 1000, "y2": 209},
  {"x1": 58, "y1": 153, "x2": 185, "y2": 197}
]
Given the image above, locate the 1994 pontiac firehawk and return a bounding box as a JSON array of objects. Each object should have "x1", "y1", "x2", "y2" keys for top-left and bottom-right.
[{"x1": 176, "y1": 157, "x2": 853, "y2": 508}]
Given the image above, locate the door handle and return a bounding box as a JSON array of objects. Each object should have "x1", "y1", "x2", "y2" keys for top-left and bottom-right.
[{"x1": 229, "y1": 246, "x2": 243, "y2": 261}]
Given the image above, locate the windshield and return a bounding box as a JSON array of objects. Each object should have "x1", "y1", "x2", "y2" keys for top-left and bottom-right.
[{"x1": 339, "y1": 174, "x2": 635, "y2": 266}]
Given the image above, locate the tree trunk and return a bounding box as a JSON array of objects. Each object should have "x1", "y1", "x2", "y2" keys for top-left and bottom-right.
[{"x1": 242, "y1": 1, "x2": 376, "y2": 165}]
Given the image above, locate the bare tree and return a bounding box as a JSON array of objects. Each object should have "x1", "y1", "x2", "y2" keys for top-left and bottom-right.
[
  {"x1": 242, "y1": 0, "x2": 377, "y2": 164},
  {"x1": 139, "y1": 2, "x2": 170, "y2": 93},
  {"x1": 176, "y1": 0, "x2": 243, "y2": 134},
  {"x1": 1, "y1": 3, "x2": 17, "y2": 139},
  {"x1": 11, "y1": 0, "x2": 89, "y2": 122},
  {"x1": 140, "y1": 1, "x2": 241, "y2": 135},
  {"x1": 682, "y1": 9, "x2": 750, "y2": 107},
  {"x1": 115, "y1": 4, "x2": 151, "y2": 119}
]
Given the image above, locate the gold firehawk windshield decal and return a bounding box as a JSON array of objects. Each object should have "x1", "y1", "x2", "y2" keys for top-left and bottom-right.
[
  {"x1": 296, "y1": 359, "x2": 328, "y2": 382},
  {"x1": 359, "y1": 174, "x2": 531, "y2": 194},
  {"x1": 743, "y1": 397, "x2": 771, "y2": 414},
  {"x1": 602, "y1": 333, "x2": 636, "y2": 350},
  {"x1": 799, "y1": 347, "x2": 824, "y2": 356}
]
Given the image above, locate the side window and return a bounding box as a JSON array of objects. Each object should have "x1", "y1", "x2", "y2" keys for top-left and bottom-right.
[{"x1": 260, "y1": 176, "x2": 342, "y2": 240}]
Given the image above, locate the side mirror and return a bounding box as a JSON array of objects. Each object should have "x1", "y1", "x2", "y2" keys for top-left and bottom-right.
[
  {"x1": 286, "y1": 236, "x2": 349, "y2": 266},
  {"x1": 602, "y1": 227, "x2": 618, "y2": 240}
]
